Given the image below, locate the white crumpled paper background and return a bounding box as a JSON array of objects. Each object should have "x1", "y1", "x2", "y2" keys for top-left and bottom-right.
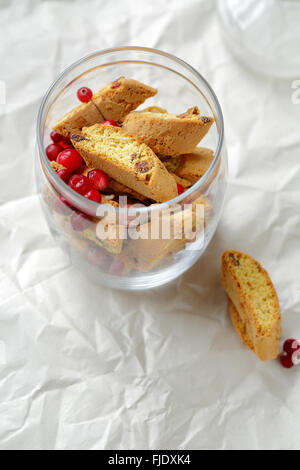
[{"x1": 1, "y1": 0, "x2": 300, "y2": 450}]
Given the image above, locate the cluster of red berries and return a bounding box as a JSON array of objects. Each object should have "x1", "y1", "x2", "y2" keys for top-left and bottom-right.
[
  {"x1": 46, "y1": 130, "x2": 109, "y2": 205},
  {"x1": 279, "y1": 338, "x2": 300, "y2": 368}
]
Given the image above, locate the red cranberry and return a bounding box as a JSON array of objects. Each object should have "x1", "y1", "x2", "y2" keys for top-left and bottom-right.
[
  {"x1": 54, "y1": 196, "x2": 73, "y2": 216},
  {"x1": 177, "y1": 184, "x2": 184, "y2": 195},
  {"x1": 50, "y1": 131, "x2": 63, "y2": 144},
  {"x1": 84, "y1": 189, "x2": 102, "y2": 203},
  {"x1": 102, "y1": 120, "x2": 120, "y2": 127},
  {"x1": 57, "y1": 148, "x2": 83, "y2": 171},
  {"x1": 109, "y1": 260, "x2": 124, "y2": 275},
  {"x1": 283, "y1": 338, "x2": 300, "y2": 356},
  {"x1": 46, "y1": 143, "x2": 62, "y2": 161},
  {"x1": 88, "y1": 169, "x2": 109, "y2": 191},
  {"x1": 57, "y1": 168, "x2": 73, "y2": 183},
  {"x1": 71, "y1": 212, "x2": 91, "y2": 231},
  {"x1": 279, "y1": 353, "x2": 294, "y2": 369},
  {"x1": 77, "y1": 87, "x2": 93, "y2": 103},
  {"x1": 68, "y1": 174, "x2": 93, "y2": 195}
]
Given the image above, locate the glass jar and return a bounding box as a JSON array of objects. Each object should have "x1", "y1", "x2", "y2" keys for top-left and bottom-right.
[{"x1": 36, "y1": 47, "x2": 227, "y2": 290}]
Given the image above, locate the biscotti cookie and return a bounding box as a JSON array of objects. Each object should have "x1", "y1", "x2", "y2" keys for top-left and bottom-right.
[
  {"x1": 175, "y1": 147, "x2": 214, "y2": 183},
  {"x1": 122, "y1": 106, "x2": 214, "y2": 155},
  {"x1": 124, "y1": 218, "x2": 185, "y2": 271},
  {"x1": 92, "y1": 77, "x2": 157, "y2": 122},
  {"x1": 222, "y1": 250, "x2": 281, "y2": 361},
  {"x1": 52, "y1": 100, "x2": 104, "y2": 138},
  {"x1": 70, "y1": 124, "x2": 178, "y2": 203}
]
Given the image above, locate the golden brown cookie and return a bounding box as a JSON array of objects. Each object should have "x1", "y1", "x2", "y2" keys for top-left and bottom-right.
[
  {"x1": 175, "y1": 147, "x2": 214, "y2": 183},
  {"x1": 222, "y1": 250, "x2": 281, "y2": 361},
  {"x1": 70, "y1": 124, "x2": 178, "y2": 203},
  {"x1": 122, "y1": 106, "x2": 214, "y2": 155}
]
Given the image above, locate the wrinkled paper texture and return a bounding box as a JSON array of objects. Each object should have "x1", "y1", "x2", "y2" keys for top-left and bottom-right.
[{"x1": 0, "y1": 0, "x2": 300, "y2": 450}]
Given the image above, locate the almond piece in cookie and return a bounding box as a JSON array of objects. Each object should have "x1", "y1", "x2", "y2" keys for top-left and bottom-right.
[
  {"x1": 92, "y1": 77, "x2": 157, "y2": 122},
  {"x1": 71, "y1": 124, "x2": 178, "y2": 203},
  {"x1": 222, "y1": 250, "x2": 281, "y2": 361},
  {"x1": 122, "y1": 106, "x2": 214, "y2": 155}
]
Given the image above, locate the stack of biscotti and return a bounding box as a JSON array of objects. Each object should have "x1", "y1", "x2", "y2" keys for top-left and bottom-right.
[
  {"x1": 50, "y1": 76, "x2": 216, "y2": 271},
  {"x1": 52, "y1": 77, "x2": 215, "y2": 206},
  {"x1": 222, "y1": 250, "x2": 281, "y2": 361},
  {"x1": 53, "y1": 77, "x2": 157, "y2": 137}
]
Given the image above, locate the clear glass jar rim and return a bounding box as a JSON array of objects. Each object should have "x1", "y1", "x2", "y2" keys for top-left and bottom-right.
[{"x1": 37, "y1": 46, "x2": 224, "y2": 213}]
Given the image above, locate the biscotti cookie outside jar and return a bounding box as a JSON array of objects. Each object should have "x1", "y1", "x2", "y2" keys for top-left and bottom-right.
[{"x1": 36, "y1": 47, "x2": 227, "y2": 290}]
